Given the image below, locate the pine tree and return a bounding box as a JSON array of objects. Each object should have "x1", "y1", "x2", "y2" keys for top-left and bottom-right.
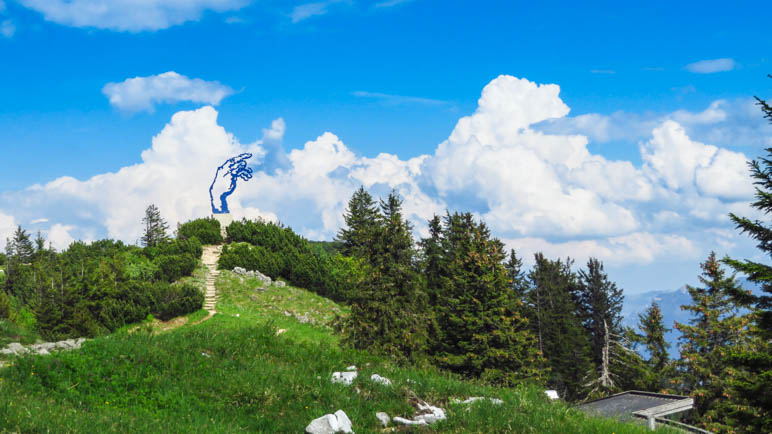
[
  {"x1": 11, "y1": 226, "x2": 34, "y2": 263},
  {"x1": 636, "y1": 301, "x2": 672, "y2": 391},
  {"x1": 336, "y1": 186, "x2": 379, "y2": 259},
  {"x1": 675, "y1": 252, "x2": 751, "y2": 431},
  {"x1": 141, "y1": 204, "x2": 169, "y2": 248},
  {"x1": 577, "y1": 258, "x2": 624, "y2": 368},
  {"x1": 721, "y1": 79, "x2": 772, "y2": 432},
  {"x1": 429, "y1": 212, "x2": 544, "y2": 385},
  {"x1": 504, "y1": 249, "x2": 529, "y2": 302},
  {"x1": 341, "y1": 191, "x2": 427, "y2": 362},
  {"x1": 527, "y1": 253, "x2": 591, "y2": 400}
]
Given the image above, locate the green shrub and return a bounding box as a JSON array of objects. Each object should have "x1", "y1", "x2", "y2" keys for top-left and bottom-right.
[
  {"x1": 220, "y1": 219, "x2": 361, "y2": 303},
  {"x1": 154, "y1": 254, "x2": 197, "y2": 283},
  {"x1": 177, "y1": 218, "x2": 223, "y2": 245},
  {"x1": 154, "y1": 283, "x2": 203, "y2": 321}
]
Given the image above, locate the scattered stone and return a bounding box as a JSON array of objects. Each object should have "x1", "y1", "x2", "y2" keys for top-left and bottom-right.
[
  {"x1": 201, "y1": 352, "x2": 211, "y2": 358},
  {"x1": 370, "y1": 374, "x2": 392, "y2": 386},
  {"x1": 284, "y1": 311, "x2": 292, "y2": 317},
  {"x1": 36, "y1": 348, "x2": 50, "y2": 356},
  {"x1": 273, "y1": 280, "x2": 287, "y2": 288},
  {"x1": 0, "y1": 348, "x2": 15, "y2": 356},
  {"x1": 305, "y1": 414, "x2": 339, "y2": 434},
  {"x1": 235, "y1": 313, "x2": 240, "y2": 318},
  {"x1": 334, "y1": 410, "x2": 353, "y2": 433},
  {"x1": 233, "y1": 266, "x2": 247, "y2": 275},
  {"x1": 331, "y1": 371, "x2": 358, "y2": 385},
  {"x1": 451, "y1": 397, "x2": 503, "y2": 405},
  {"x1": 414, "y1": 401, "x2": 446, "y2": 424},
  {"x1": 375, "y1": 412, "x2": 391, "y2": 427},
  {"x1": 276, "y1": 329, "x2": 287, "y2": 336},
  {"x1": 545, "y1": 390, "x2": 559, "y2": 400},
  {"x1": 346, "y1": 365, "x2": 357, "y2": 371},
  {"x1": 7, "y1": 343, "x2": 26, "y2": 354},
  {"x1": 305, "y1": 410, "x2": 353, "y2": 434},
  {"x1": 393, "y1": 417, "x2": 426, "y2": 426}
]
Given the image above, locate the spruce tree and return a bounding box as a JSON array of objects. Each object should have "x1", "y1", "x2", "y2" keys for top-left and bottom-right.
[
  {"x1": 505, "y1": 249, "x2": 529, "y2": 302},
  {"x1": 527, "y1": 253, "x2": 591, "y2": 400},
  {"x1": 577, "y1": 258, "x2": 624, "y2": 368},
  {"x1": 721, "y1": 80, "x2": 772, "y2": 432},
  {"x1": 636, "y1": 301, "x2": 672, "y2": 391},
  {"x1": 341, "y1": 191, "x2": 427, "y2": 362},
  {"x1": 418, "y1": 215, "x2": 443, "y2": 306},
  {"x1": 141, "y1": 204, "x2": 169, "y2": 248},
  {"x1": 675, "y1": 252, "x2": 751, "y2": 431},
  {"x1": 429, "y1": 212, "x2": 544, "y2": 385},
  {"x1": 11, "y1": 226, "x2": 34, "y2": 263},
  {"x1": 336, "y1": 186, "x2": 379, "y2": 259}
]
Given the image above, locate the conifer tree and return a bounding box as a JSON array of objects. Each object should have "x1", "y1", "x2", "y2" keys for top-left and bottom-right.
[
  {"x1": 527, "y1": 253, "x2": 590, "y2": 400},
  {"x1": 141, "y1": 204, "x2": 169, "y2": 248},
  {"x1": 721, "y1": 79, "x2": 772, "y2": 432},
  {"x1": 636, "y1": 301, "x2": 672, "y2": 391},
  {"x1": 419, "y1": 214, "x2": 443, "y2": 306},
  {"x1": 429, "y1": 212, "x2": 544, "y2": 385},
  {"x1": 11, "y1": 226, "x2": 34, "y2": 263},
  {"x1": 675, "y1": 252, "x2": 751, "y2": 431},
  {"x1": 336, "y1": 186, "x2": 379, "y2": 259},
  {"x1": 576, "y1": 258, "x2": 624, "y2": 368},
  {"x1": 341, "y1": 191, "x2": 428, "y2": 362},
  {"x1": 505, "y1": 249, "x2": 529, "y2": 302}
]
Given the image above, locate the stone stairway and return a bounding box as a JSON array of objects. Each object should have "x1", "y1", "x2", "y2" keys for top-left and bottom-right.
[{"x1": 201, "y1": 245, "x2": 223, "y2": 313}]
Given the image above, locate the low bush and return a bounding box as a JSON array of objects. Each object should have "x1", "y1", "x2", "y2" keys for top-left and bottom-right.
[
  {"x1": 154, "y1": 283, "x2": 204, "y2": 321},
  {"x1": 177, "y1": 218, "x2": 223, "y2": 245},
  {"x1": 154, "y1": 254, "x2": 197, "y2": 283}
]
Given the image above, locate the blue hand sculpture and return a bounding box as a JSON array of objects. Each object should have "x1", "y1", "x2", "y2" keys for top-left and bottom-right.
[{"x1": 209, "y1": 153, "x2": 253, "y2": 214}]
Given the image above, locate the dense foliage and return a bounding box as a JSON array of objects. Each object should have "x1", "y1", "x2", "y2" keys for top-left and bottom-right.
[
  {"x1": 2, "y1": 220, "x2": 203, "y2": 339},
  {"x1": 177, "y1": 217, "x2": 223, "y2": 245},
  {"x1": 220, "y1": 219, "x2": 361, "y2": 302},
  {"x1": 721, "y1": 81, "x2": 772, "y2": 432}
]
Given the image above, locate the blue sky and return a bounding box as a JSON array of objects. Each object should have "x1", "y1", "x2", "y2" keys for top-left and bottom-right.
[{"x1": 1, "y1": 0, "x2": 771, "y2": 295}]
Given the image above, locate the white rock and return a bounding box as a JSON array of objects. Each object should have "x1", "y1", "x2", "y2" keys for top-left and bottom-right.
[
  {"x1": 334, "y1": 410, "x2": 353, "y2": 433},
  {"x1": 37, "y1": 342, "x2": 57, "y2": 351},
  {"x1": 0, "y1": 348, "x2": 15, "y2": 355},
  {"x1": 7, "y1": 342, "x2": 26, "y2": 353},
  {"x1": 273, "y1": 280, "x2": 286, "y2": 287},
  {"x1": 375, "y1": 412, "x2": 390, "y2": 427},
  {"x1": 346, "y1": 365, "x2": 357, "y2": 371},
  {"x1": 36, "y1": 348, "x2": 50, "y2": 355},
  {"x1": 415, "y1": 401, "x2": 446, "y2": 424},
  {"x1": 370, "y1": 374, "x2": 392, "y2": 386},
  {"x1": 393, "y1": 417, "x2": 427, "y2": 426},
  {"x1": 452, "y1": 397, "x2": 503, "y2": 405},
  {"x1": 305, "y1": 414, "x2": 339, "y2": 434},
  {"x1": 545, "y1": 390, "x2": 559, "y2": 400},
  {"x1": 331, "y1": 371, "x2": 358, "y2": 385}
]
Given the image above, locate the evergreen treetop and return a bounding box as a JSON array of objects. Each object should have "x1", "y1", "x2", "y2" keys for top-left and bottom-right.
[
  {"x1": 141, "y1": 204, "x2": 169, "y2": 248},
  {"x1": 336, "y1": 186, "x2": 379, "y2": 259}
]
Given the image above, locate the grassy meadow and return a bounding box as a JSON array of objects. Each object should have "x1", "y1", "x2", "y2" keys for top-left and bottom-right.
[{"x1": 0, "y1": 268, "x2": 674, "y2": 433}]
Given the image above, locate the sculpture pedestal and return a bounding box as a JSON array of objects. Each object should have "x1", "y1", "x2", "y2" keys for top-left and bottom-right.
[{"x1": 213, "y1": 213, "x2": 233, "y2": 240}]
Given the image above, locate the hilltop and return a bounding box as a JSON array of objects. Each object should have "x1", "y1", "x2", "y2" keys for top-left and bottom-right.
[{"x1": 0, "y1": 261, "x2": 667, "y2": 433}]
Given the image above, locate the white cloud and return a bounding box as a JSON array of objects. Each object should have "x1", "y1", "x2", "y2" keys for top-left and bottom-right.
[
  {"x1": 375, "y1": 0, "x2": 413, "y2": 8},
  {"x1": 1, "y1": 19, "x2": 15, "y2": 38},
  {"x1": 289, "y1": 1, "x2": 344, "y2": 23},
  {"x1": 0, "y1": 74, "x2": 761, "y2": 283},
  {"x1": 102, "y1": 71, "x2": 234, "y2": 113},
  {"x1": 352, "y1": 91, "x2": 448, "y2": 106},
  {"x1": 18, "y1": 0, "x2": 249, "y2": 32},
  {"x1": 47, "y1": 223, "x2": 75, "y2": 251},
  {"x1": 0, "y1": 211, "x2": 16, "y2": 250},
  {"x1": 590, "y1": 69, "x2": 616, "y2": 74},
  {"x1": 685, "y1": 58, "x2": 736, "y2": 74},
  {"x1": 30, "y1": 218, "x2": 49, "y2": 224},
  {"x1": 641, "y1": 120, "x2": 754, "y2": 199}
]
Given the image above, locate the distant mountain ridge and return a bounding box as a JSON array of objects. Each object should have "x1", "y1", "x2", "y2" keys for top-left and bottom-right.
[{"x1": 621, "y1": 278, "x2": 762, "y2": 358}]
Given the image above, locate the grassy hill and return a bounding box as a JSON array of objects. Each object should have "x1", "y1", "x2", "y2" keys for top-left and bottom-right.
[{"x1": 0, "y1": 267, "x2": 673, "y2": 433}]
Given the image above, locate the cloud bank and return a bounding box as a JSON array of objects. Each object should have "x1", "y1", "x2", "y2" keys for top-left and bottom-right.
[
  {"x1": 102, "y1": 72, "x2": 234, "y2": 113},
  {"x1": 19, "y1": 0, "x2": 249, "y2": 32},
  {"x1": 0, "y1": 75, "x2": 762, "y2": 274}
]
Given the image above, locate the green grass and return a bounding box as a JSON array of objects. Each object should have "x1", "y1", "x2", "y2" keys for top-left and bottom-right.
[
  {"x1": 0, "y1": 319, "x2": 40, "y2": 348},
  {"x1": 0, "y1": 268, "x2": 675, "y2": 433}
]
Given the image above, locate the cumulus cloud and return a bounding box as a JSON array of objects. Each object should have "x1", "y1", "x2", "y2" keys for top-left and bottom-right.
[
  {"x1": 1, "y1": 19, "x2": 15, "y2": 38},
  {"x1": 536, "y1": 97, "x2": 772, "y2": 149},
  {"x1": 18, "y1": 0, "x2": 249, "y2": 32},
  {"x1": 685, "y1": 58, "x2": 736, "y2": 74},
  {"x1": 47, "y1": 223, "x2": 76, "y2": 251},
  {"x1": 102, "y1": 71, "x2": 234, "y2": 113},
  {"x1": 0, "y1": 74, "x2": 761, "y2": 276},
  {"x1": 0, "y1": 211, "x2": 16, "y2": 250}
]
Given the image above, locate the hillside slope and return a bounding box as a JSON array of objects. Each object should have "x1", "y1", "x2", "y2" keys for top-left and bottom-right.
[{"x1": 0, "y1": 270, "x2": 673, "y2": 433}]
